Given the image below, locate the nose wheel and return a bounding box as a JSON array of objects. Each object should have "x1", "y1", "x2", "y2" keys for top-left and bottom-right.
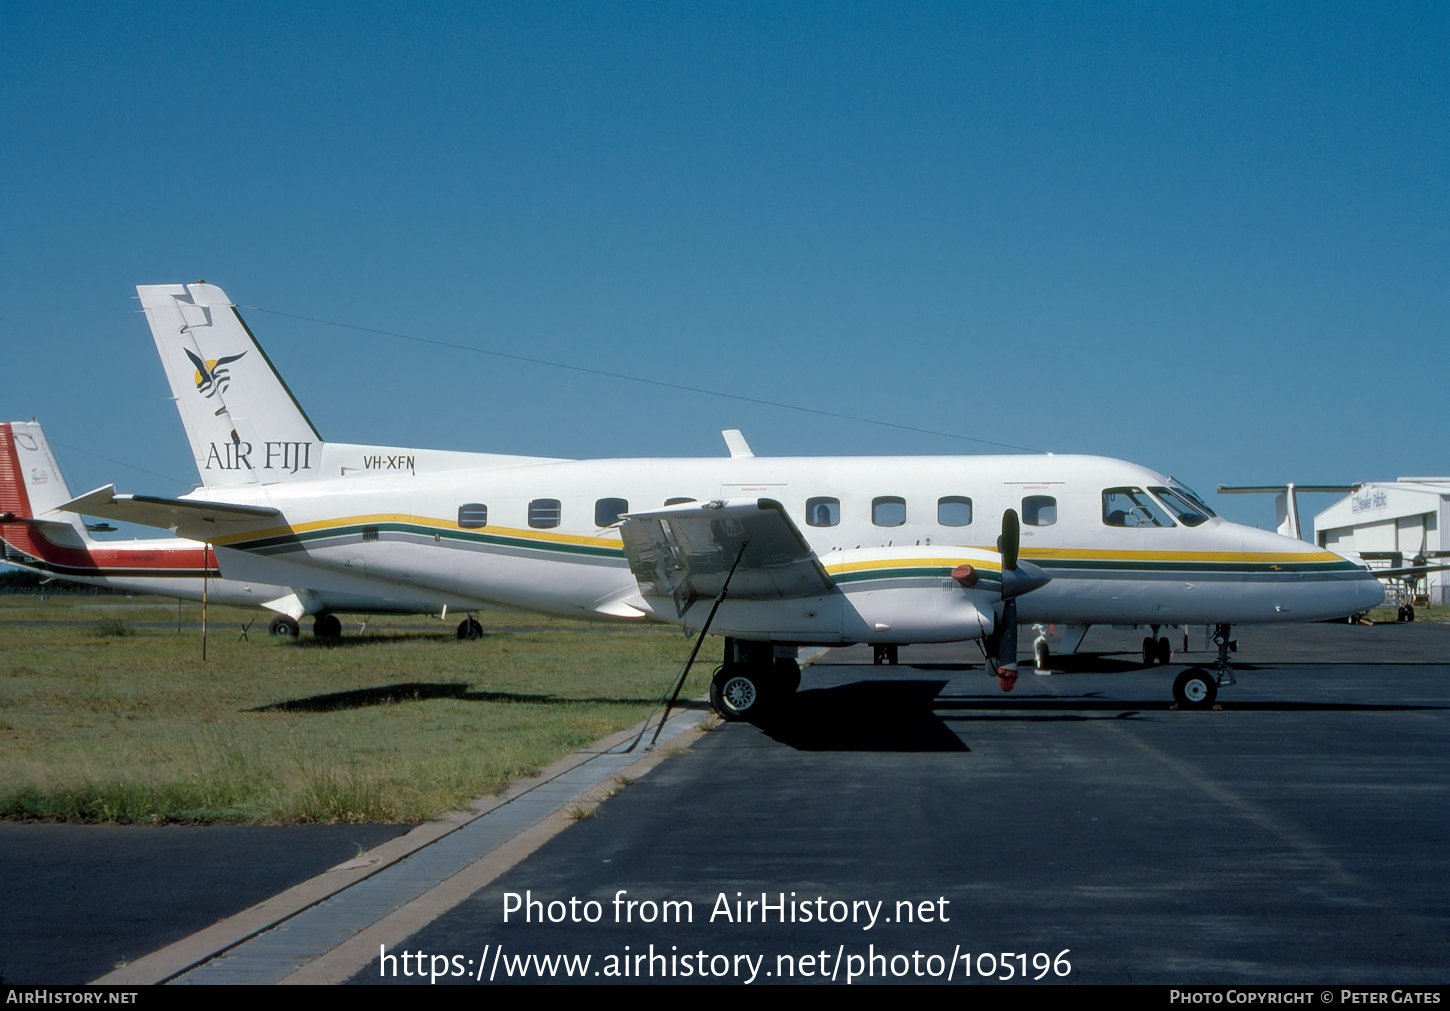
[{"x1": 1172, "y1": 668, "x2": 1218, "y2": 709}]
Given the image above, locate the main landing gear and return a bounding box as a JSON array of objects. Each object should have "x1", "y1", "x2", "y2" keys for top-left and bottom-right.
[
  {"x1": 1172, "y1": 623, "x2": 1237, "y2": 710},
  {"x1": 269, "y1": 615, "x2": 300, "y2": 638},
  {"x1": 457, "y1": 614, "x2": 483, "y2": 640},
  {"x1": 312, "y1": 614, "x2": 342, "y2": 638},
  {"x1": 1141, "y1": 625, "x2": 1172, "y2": 665},
  {"x1": 708, "y1": 638, "x2": 800, "y2": 723}
]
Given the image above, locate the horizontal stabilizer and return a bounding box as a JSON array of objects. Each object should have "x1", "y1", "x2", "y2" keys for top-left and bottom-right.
[
  {"x1": 59, "y1": 485, "x2": 280, "y2": 533},
  {"x1": 619, "y1": 498, "x2": 834, "y2": 605}
]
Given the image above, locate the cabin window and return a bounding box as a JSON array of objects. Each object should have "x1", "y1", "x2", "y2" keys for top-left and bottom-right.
[
  {"x1": 1022, "y1": 495, "x2": 1057, "y2": 526},
  {"x1": 528, "y1": 498, "x2": 561, "y2": 528},
  {"x1": 806, "y1": 497, "x2": 840, "y2": 527},
  {"x1": 872, "y1": 496, "x2": 906, "y2": 527},
  {"x1": 1103, "y1": 488, "x2": 1173, "y2": 528},
  {"x1": 595, "y1": 498, "x2": 629, "y2": 527},
  {"x1": 938, "y1": 496, "x2": 972, "y2": 527},
  {"x1": 362, "y1": 526, "x2": 380, "y2": 542},
  {"x1": 457, "y1": 503, "x2": 488, "y2": 529},
  {"x1": 664, "y1": 497, "x2": 697, "y2": 506},
  {"x1": 1149, "y1": 486, "x2": 1210, "y2": 527}
]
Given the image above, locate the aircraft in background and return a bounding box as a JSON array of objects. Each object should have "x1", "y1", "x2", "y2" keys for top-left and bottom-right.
[
  {"x1": 59, "y1": 282, "x2": 1385, "y2": 716},
  {"x1": 0, "y1": 420, "x2": 494, "y2": 637}
]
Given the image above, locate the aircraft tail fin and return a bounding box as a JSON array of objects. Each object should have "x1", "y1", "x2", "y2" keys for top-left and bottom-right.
[
  {"x1": 1, "y1": 420, "x2": 89, "y2": 563},
  {"x1": 137, "y1": 283, "x2": 324, "y2": 488}
]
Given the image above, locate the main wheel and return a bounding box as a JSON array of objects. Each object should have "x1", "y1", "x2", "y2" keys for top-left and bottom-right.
[
  {"x1": 1405, "y1": 606, "x2": 1415, "y2": 623},
  {"x1": 313, "y1": 614, "x2": 342, "y2": 637},
  {"x1": 1034, "y1": 639, "x2": 1050, "y2": 670},
  {"x1": 773, "y1": 657, "x2": 801, "y2": 695},
  {"x1": 457, "y1": 617, "x2": 483, "y2": 640},
  {"x1": 1156, "y1": 636, "x2": 1172, "y2": 664},
  {"x1": 710, "y1": 665, "x2": 770, "y2": 722},
  {"x1": 1143, "y1": 636, "x2": 1156, "y2": 665},
  {"x1": 1172, "y1": 668, "x2": 1218, "y2": 710},
  {"x1": 269, "y1": 615, "x2": 300, "y2": 638}
]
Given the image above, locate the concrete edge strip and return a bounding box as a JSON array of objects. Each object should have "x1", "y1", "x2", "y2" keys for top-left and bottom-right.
[
  {"x1": 91, "y1": 704, "x2": 712, "y2": 986},
  {"x1": 277, "y1": 717, "x2": 717, "y2": 985}
]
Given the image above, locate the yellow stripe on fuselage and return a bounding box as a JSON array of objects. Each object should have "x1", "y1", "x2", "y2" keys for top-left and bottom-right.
[
  {"x1": 824, "y1": 557, "x2": 1001, "y2": 575},
  {"x1": 210, "y1": 513, "x2": 622, "y2": 549}
]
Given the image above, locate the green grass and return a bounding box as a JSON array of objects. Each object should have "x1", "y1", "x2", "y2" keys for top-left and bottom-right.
[
  {"x1": 0, "y1": 595, "x2": 711, "y2": 825},
  {"x1": 1365, "y1": 602, "x2": 1450, "y2": 623}
]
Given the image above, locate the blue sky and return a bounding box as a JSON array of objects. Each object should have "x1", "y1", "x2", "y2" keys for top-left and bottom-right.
[{"x1": 2, "y1": 2, "x2": 1446, "y2": 532}]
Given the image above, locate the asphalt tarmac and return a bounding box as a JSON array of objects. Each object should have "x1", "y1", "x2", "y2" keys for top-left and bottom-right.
[
  {"x1": 3, "y1": 620, "x2": 1446, "y2": 985},
  {"x1": 356, "y1": 622, "x2": 1449, "y2": 986}
]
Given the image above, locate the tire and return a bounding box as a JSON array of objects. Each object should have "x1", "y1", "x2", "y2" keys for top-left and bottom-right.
[
  {"x1": 1156, "y1": 636, "x2": 1172, "y2": 664},
  {"x1": 1172, "y1": 668, "x2": 1218, "y2": 710},
  {"x1": 710, "y1": 665, "x2": 770, "y2": 722},
  {"x1": 1143, "y1": 636, "x2": 1156, "y2": 665},
  {"x1": 773, "y1": 657, "x2": 801, "y2": 695},
  {"x1": 269, "y1": 615, "x2": 299, "y2": 638},
  {"x1": 313, "y1": 614, "x2": 342, "y2": 637},
  {"x1": 457, "y1": 617, "x2": 483, "y2": 640},
  {"x1": 1405, "y1": 606, "x2": 1415, "y2": 623}
]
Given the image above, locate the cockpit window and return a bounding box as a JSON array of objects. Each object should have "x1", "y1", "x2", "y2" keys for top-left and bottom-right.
[
  {"x1": 1166, "y1": 479, "x2": 1217, "y2": 518},
  {"x1": 1103, "y1": 488, "x2": 1174, "y2": 528},
  {"x1": 1149, "y1": 486, "x2": 1210, "y2": 527}
]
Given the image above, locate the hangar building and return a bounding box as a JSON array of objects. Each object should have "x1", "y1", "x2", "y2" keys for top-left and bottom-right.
[{"x1": 1315, "y1": 479, "x2": 1450, "y2": 605}]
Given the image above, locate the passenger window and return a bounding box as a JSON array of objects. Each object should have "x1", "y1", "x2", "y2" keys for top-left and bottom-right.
[
  {"x1": 872, "y1": 496, "x2": 906, "y2": 527},
  {"x1": 806, "y1": 497, "x2": 840, "y2": 527},
  {"x1": 937, "y1": 496, "x2": 972, "y2": 527},
  {"x1": 457, "y1": 503, "x2": 488, "y2": 529},
  {"x1": 595, "y1": 498, "x2": 629, "y2": 527},
  {"x1": 528, "y1": 499, "x2": 561, "y2": 529},
  {"x1": 1022, "y1": 495, "x2": 1057, "y2": 527},
  {"x1": 664, "y1": 497, "x2": 696, "y2": 506},
  {"x1": 1102, "y1": 488, "x2": 1173, "y2": 528}
]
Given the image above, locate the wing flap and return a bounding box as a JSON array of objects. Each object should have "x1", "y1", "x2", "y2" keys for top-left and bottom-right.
[{"x1": 619, "y1": 498, "x2": 833, "y2": 605}]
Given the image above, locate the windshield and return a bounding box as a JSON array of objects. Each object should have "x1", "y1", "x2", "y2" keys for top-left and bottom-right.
[
  {"x1": 1150, "y1": 486, "x2": 1210, "y2": 527},
  {"x1": 1165, "y1": 478, "x2": 1216, "y2": 518}
]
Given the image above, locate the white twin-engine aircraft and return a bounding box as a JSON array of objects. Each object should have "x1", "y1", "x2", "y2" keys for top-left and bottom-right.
[{"x1": 59, "y1": 282, "x2": 1384, "y2": 717}]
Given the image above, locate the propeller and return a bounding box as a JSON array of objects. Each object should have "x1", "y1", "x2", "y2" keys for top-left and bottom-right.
[{"x1": 992, "y1": 509, "x2": 1051, "y2": 691}]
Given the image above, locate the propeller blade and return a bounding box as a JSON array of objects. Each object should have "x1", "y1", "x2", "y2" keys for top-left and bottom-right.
[
  {"x1": 998, "y1": 509, "x2": 1020, "y2": 571},
  {"x1": 997, "y1": 597, "x2": 1019, "y2": 690}
]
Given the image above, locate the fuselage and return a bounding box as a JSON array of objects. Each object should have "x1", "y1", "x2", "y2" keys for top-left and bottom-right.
[{"x1": 186, "y1": 446, "x2": 1384, "y2": 641}]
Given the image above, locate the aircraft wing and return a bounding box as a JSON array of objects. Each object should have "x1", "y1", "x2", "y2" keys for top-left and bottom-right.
[
  {"x1": 618, "y1": 498, "x2": 834, "y2": 606},
  {"x1": 58, "y1": 484, "x2": 280, "y2": 533}
]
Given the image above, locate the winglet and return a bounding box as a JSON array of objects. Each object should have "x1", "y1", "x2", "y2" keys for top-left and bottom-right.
[{"x1": 722, "y1": 430, "x2": 754, "y2": 459}]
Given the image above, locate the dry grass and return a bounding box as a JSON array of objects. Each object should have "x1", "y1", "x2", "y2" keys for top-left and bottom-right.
[{"x1": 0, "y1": 595, "x2": 712, "y2": 825}]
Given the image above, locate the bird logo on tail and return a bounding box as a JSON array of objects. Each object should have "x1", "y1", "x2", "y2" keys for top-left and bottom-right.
[{"x1": 185, "y1": 349, "x2": 248, "y2": 398}]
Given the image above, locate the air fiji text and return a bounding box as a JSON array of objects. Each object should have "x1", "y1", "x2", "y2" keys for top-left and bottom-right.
[
  {"x1": 204, "y1": 441, "x2": 313, "y2": 473},
  {"x1": 362, "y1": 454, "x2": 415, "y2": 471}
]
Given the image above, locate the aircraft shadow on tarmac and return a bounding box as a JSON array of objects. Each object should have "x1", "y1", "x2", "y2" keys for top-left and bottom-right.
[
  {"x1": 251, "y1": 682, "x2": 712, "y2": 713},
  {"x1": 758, "y1": 680, "x2": 970, "y2": 752}
]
